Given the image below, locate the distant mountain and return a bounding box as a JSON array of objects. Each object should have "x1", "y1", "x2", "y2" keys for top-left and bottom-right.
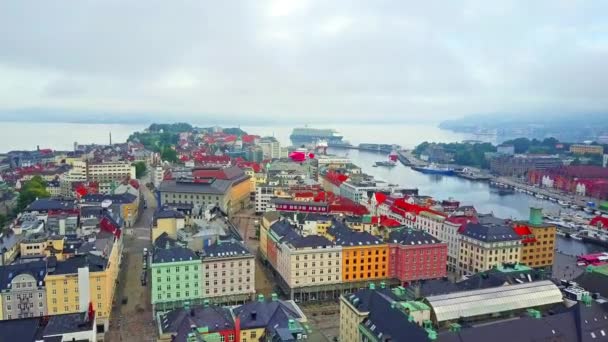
[{"x1": 440, "y1": 113, "x2": 608, "y2": 143}]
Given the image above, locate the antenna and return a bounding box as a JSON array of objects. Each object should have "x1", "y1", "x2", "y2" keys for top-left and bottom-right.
[{"x1": 109, "y1": 131, "x2": 112, "y2": 145}]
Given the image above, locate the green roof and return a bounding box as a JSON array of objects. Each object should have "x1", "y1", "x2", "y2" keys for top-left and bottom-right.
[
  {"x1": 400, "y1": 301, "x2": 431, "y2": 312},
  {"x1": 496, "y1": 263, "x2": 531, "y2": 273},
  {"x1": 588, "y1": 264, "x2": 608, "y2": 276}
]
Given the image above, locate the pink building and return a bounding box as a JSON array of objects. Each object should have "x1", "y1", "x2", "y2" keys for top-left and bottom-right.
[{"x1": 388, "y1": 229, "x2": 447, "y2": 285}]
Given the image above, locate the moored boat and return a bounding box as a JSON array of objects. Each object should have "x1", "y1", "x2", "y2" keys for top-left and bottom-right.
[{"x1": 411, "y1": 164, "x2": 455, "y2": 175}]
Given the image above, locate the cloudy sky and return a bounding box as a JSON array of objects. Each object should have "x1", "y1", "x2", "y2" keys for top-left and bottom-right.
[{"x1": 0, "y1": 0, "x2": 606, "y2": 124}]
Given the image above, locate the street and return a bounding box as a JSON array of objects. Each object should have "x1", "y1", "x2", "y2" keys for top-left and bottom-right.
[{"x1": 106, "y1": 178, "x2": 157, "y2": 342}]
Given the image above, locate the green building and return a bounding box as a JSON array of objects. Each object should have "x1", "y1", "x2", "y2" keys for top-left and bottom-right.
[{"x1": 151, "y1": 245, "x2": 203, "y2": 311}]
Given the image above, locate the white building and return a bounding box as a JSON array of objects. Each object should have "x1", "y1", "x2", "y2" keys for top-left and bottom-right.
[
  {"x1": 255, "y1": 186, "x2": 291, "y2": 213},
  {"x1": 258, "y1": 137, "x2": 283, "y2": 159},
  {"x1": 151, "y1": 166, "x2": 165, "y2": 188}
]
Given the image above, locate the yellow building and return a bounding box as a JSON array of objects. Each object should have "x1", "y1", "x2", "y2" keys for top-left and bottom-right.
[
  {"x1": 159, "y1": 166, "x2": 252, "y2": 216},
  {"x1": 570, "y1": 144, "x2": 604, "y2": 155},
  {"x1": 20, "y1": 235, "x2": 67, "y2": 260},
  {"x1": 458, "y1": 220, "x2": 522, "y2": 276},
  {"x1": 515, "y1": 208, "x2": 556, "y2": 269},
  {"x1": 45, "y1": 234, "x2": 122, "y2": 332},
  {"x1": 327, "y1": 221, "x2": 388, "y2": 283},
  {"x1": 151, "y1": 208, "x2": 185, "y2": 242}
]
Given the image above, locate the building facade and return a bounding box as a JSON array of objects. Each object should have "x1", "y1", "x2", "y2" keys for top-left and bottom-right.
[
  {"x1": 458, "y1": 221, "x2": 522, "y2": 276},
  {"x1": 387, "y1": 229, "x2": 448, "y2": 284},
  {"x1": 570, "y1": 144, "x2": 604, "y2": 155},
  {"x1": 514, "y1": 208, "x2": 556, "y2": 270},
  {"x1": 201, "y1": 241, "x2": 255, "y2": 304},
  {"x1": 0, "y1": 261, "x2": 47, "y2": 320},
  {"x1": 490, "y1": 155, "x2": 563, "y2": 177},
  {"x1": 151, "y1": 246, "x2": 202, "y2": 311}
]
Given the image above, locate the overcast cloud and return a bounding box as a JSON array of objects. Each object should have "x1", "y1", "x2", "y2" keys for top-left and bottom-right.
[{"x1": 0, "y1": 0, "x2": 607, "y2": 124}]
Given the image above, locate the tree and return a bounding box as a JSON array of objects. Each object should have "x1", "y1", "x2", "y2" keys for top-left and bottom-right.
[
  {"x1": 161, "y1": 146, "x2": 178, "y2": 163},
  {"x1": 133, "y1": 161, "x2": 147, "y2": 178},
  {"x1": 16, "y1": 176, "x2": 50, "y2": 212},
  {"x1": 0, "y1": 213, "x2": 6, "y2": 231}
]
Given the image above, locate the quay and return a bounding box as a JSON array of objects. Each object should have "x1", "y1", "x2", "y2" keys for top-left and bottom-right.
[{"x1": 493, "y1": 176, "x2": 597, "y2": 208}]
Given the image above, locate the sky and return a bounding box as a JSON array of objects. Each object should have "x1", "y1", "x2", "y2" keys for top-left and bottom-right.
[{"x1": 0, "y1": 0, "x2": 607, "y2": 124}]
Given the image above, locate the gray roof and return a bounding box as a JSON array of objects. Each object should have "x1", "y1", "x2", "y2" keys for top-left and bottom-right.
[
  {"x1": 202, "y1": 240, "x2": 252, "y2": 259},
  {"x1": 25, "y1": 199, "x2": 76, "y2": 212},
  {"x1": 0, "y1": 230, "x2": 22, "y2": 253},
  {"x1": 461, "y1": 222, "x2": 520, "y2": 242},
  {"x1": 159, "y1": 305, "x2": 234, "y2": 337},
  {"x1": 388, "y1": 229, "x2": 442, "y2": 246},
  {"x1": 329, "y1": 220, "x2": 383, "y2": 246},
  {"x1": 233, "y1": 299, "x2": 302, "y2": 330},
  {"x1": 43, "y1": 312, "x2": 94, "y2": 336},
  {"x1": 159, "y1": 170, "x2": 249, "y2": 195},
  {"x1": 81, "y1": 193, "x2": 137, "y2": 204},
  {"x1": 152, "y1": 246, "x2": 198, "y2": 264},
  {"x1": 0, "y1": 260, "x2": 47, "y2": 291},
  {"x1": 50, "y1": 254, "x2": 107, "y2": 275}
]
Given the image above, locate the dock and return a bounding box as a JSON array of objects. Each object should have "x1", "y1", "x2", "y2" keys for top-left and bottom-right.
[
  {"x1": 396, "y1": 150, "x2": 426, "y2": 167},
  {"x1": 493, "y1": 176, "x2": 598, "y2": 208}
]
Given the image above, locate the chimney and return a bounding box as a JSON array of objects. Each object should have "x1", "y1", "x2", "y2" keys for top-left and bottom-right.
[
  {"x1": 529, "y1": 207, "x2": 543, "y2": 226},
  {"x1": 250, "y1": 311, "x2": 257, "y2": 321}
]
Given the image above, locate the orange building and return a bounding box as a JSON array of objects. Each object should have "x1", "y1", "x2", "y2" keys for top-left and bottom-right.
[
  {"x1": 514, "y1": 208, "x2": 556, "y2": 270},
  {"x1": 327, "y1": 220, "x2": 388, "y2": 282}
]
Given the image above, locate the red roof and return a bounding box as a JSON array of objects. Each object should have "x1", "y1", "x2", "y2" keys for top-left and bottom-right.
[
  {"x1": 590, "y1": 216, "x2": 608, "y2": 229},
  {"x1": 242, "y1": 135, "x2": 260, "y2": 144},
  {"x1": 374, "y1": 192, "x2": 387, "y2": 206},
  {"x1": 235, "y1": 161, "x2": 261, "y2": 173},
  {"x1": 513, "y1": 224, "x2": 537, "y2": 243},
  {"x1": 129, "y1": 179, "x2": 140, "y2": 189},
  {"x1": 196, "y1": 155, "x2": 231, "y2": 164},
  {"x1": 371, "y1": 216, "x2": 401, "y2": 227},
  {"x1": 192, "y1": 166, "x2": 243, "y2": 180},
  {"x1": 323, "y1": 171, "x2": 349, "y2": 187}
]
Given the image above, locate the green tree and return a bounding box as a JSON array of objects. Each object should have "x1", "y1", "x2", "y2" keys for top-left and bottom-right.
[
  {"x1": 161, "y1": 146, "x2": 178, "y2": 163},
  {"x1": 16, "y1": 176, "x2": 51, "y2": 212},
  {"x1": 133, "y1": 161, "x2": 147, "y2": 178}
]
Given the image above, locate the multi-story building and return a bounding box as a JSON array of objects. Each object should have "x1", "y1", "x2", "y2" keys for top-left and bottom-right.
[
  {"x1": 327, "y1": 221, "x2": 389, "y2": 284},
  {"x1": 489, "y1": 154, "x2": 562, "y2": 177},
  {"x1": 44, "y1": 230, "x2": 122, "y2": 332},
  {"x1": 158, "y1": 166, "x2": 251, "y2": 216},
  {"x1": 266, "y1": 219, "x2": 343, "y2": 302},
  {"x1": 513, "y1": 208, "x2": 556, "y2": 270},
  {"x1": 570, "y1": 144, "x2": 604, "y2": 155},
  {"x1": 258, "y1": 136, "x2": 284, "y2": 159},
  {"x1": 151, "y1": 165, "x2": 165, "y2": 189},
  {"x1": 340, "y1": 284, "x2": 433, "y2": 342},
  {"x1": 0, "y1": 230, "x2": 22, "y2": 265},
  {"x1": 457, "y1": 218, "x2": 522, "y2": 276},
  {"x1": 387, "y1": 229, "x2": 447, "y2": 284},
  {"x1": 416, "y1": 210, "x2": 447, "y2": 235},
  {"x1": 65, "y1": 160, "x2": 136, "y2": 194},
  {"x1": 441, "y1": 212, "x2": 477, "y2": 272},
  {"x1": 255, "y1": 185, "x2": 291, "y2": 213},
  {"x1": 81, "y1": 193, "x2": 139, "y2": 227},
  {"x1": 150, "y1": 242, "x2": 202, "y2": 312},
  {"x1": 0, "y1": 260, "x2": 47, "y2": 320},
  {"x1": 259, "y1": 211, "x2": 280, "y2": 260},
  {"x1": 157, "y1": 295, "x2": 310, "y2": 342},
  {"x1": 201, "y1": 240, "x2": 255, "y2": 304},
  {"x1": 233, "y1": 294, "x2": 309, "y2": 342}
]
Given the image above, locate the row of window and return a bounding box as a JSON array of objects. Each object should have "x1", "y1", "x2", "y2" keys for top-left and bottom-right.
[
  {"x1": 155, "y1": 265, "x2": 199, "y2": 273},
  {"x1": 204, "y1": 260, "x2": 251, "y2": 269},
  {"x1": 295, "y1": 253, "x2": 339, "y2": 260},
  {"x1": 344, "y1": 257, "x2": 387, "y2": 265},
  {"x1": 5, "y1": 302, "x2": 42, "y2": 311},
  {"x1": 344, "y1": 272, "x2": 386, "y2": 280},
  {"x1": 205, "y1": 285, "x2": 251, "y2": 295},
  {"x1": 205, "y1": 269, "x2": 251, "y2": 277},
  {"x1": 157, "y1": 290, "x2": 199, "y2": 299},
  {"x1": 344, "y1": 250, "x2": 387, "y2": 257},
  {"x1": 4, "y1": 292, "x2": 42, "y2": 301},
  {"x1": 5, "y1": 312, "x2": 43, "y2": 320}
]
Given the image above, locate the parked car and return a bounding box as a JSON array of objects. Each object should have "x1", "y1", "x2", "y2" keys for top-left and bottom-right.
[{"x1": 141, "y1": 271, "x2": 147, "y2": 286}]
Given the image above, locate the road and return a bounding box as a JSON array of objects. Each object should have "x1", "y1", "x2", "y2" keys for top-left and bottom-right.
[
  {"x1": 231, "y1": 211, "x2": 276, "y2": 296},
  {"x1": 106, "y1": 176, "x2": 157, "y2": 342}
]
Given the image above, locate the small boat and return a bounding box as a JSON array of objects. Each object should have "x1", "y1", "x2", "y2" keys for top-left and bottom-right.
[
  {"x1": 584, "y1": 207, "x2": 594, "y2": 214},
  {"x1": 571, "y1": 204, "x2": 581, "y2": 210},
  {"x1": 549, "y1": 197, "x2": 558, "y2": 202},
  {"x1": 411, "y1": 163, "x2": 455, "y2": 175},
  {"x1": 535, "y1": 194, "x2": 545, "y2": 199},
  {"x1": 558, "y1": 200, "x2": 569, "y2": 207},
  {"x1": 571, "y1": 234, "x2": 583, "y2": 241}
]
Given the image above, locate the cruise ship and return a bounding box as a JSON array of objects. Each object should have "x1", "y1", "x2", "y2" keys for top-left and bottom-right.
[{"x1": 290, "y1": 127, "x2": 344, "y2": 147}]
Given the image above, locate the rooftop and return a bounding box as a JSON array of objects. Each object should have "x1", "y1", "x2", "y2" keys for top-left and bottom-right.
[
  {"x1": 25, "y1": 199, "x2": 76, "y2": 212},
  {"x1": 202, "y1": 240, "x2": 252, "y2": 259},
  {"x1": 152, "y1": 246, "x2": 199, "y2": 264},
  {"x1": 233, "y1": 298, "x2": 304, "y2": 331},
  {"x1": 158, "y1": 305, "x2": 234, "y2": 338},
  {"x1": 49, "y1": 254, "x2": 107, "y2": 275},
  {"x1": 328, "y1": 220, "x2": 383, "y2": 247},
  {"x1": 461, "y1": 222, "x2": 520, "y2": 242},
  {"x1": 388, "y1": 228, "x2": 442, "y2": 246},
  {"x1": 81, "y1": 193, "x2": 137, "y2": 204},
  {"x1": 0, "y1": 260, "x2": 47, "y2": 291},
  {"x1": 426, "y1": 280, "x2": 563, "y2": 322}
]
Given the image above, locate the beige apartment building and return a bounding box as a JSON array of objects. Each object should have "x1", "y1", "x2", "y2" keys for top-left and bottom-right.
[
  {"x1": 458, "y1": 220, "x2": 522, "y2": 276},
  {"x1": 201, "y1": 241, "x2": 255, "y2": 304}
]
